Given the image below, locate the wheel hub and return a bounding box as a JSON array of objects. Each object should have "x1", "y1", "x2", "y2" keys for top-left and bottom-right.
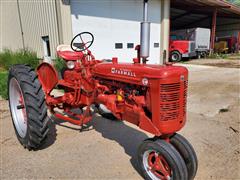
[
  {"x1": 143, "y1": 150, "x2": 171, "y2": 180},
  {"x1": 172, "y1": 54, "x2": 178, "y2": 61}
]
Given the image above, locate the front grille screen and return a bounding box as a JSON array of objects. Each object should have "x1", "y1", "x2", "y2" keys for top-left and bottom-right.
[{"x1": 160, "y1": 81, "x2": 187, "y2": 121}]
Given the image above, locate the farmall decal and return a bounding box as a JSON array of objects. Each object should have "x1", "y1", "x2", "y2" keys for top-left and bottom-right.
[{"x1": 111, "y1": 68, "x2": 136, "y2": 77}]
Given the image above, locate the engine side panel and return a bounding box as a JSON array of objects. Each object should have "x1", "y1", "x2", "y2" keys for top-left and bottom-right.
[
  {"x1": 93, "y1": 62, "x2": 188, "y2": 86},
  {"x1": 94, "y1": 62, "x2": 188, "y2": 135}
]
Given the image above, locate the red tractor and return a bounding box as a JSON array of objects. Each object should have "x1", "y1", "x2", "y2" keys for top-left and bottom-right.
[{"x1": 8, "y1": 1, "x2": 197, "y2": 179}]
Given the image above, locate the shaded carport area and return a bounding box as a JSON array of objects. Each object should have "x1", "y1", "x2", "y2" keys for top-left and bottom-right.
[{"x1": 171, "y1": 0, "x2": 240, "y2": 53}]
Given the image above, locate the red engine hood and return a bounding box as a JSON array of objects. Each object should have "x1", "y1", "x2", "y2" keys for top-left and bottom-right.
[{"x1": 93, "y1": 62, "x2": 188, "y2": 85}]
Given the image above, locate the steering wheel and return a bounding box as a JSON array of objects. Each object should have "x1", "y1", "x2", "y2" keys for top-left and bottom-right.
[{"x1": 71, "y1": 32, "x2": 94, "y2": 52}]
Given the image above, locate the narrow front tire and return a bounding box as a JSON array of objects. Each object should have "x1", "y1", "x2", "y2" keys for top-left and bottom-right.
[
  {"x1": 137, "y1": 139, "x2": 188, "y2": 180},
  {"x1": 170, "y1": 133, "x2": 198, "y2": 180}
]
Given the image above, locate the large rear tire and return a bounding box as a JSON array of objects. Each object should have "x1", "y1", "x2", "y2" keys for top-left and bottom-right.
[
  {"x1": 8, "y1": 64, "x2": 50, "y2": 150},
  {"x1": 170, "y1": 133, "x2": 198, "y2": 180},
  {"x1": 137, "y1": 139, "x2": 188, "y2": 180}
]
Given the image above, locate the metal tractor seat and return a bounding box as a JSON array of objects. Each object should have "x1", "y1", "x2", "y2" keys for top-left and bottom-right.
[{"x1": 57, "y1": 44, "x2": 84, "y2": 61}]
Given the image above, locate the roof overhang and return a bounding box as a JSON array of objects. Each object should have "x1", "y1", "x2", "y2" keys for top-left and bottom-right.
[
  {"x1": 171, "y1": 0, "x2": 240, "y2": 30},
  {"x1": 171, "y1": 0, "x2": 240, "y2": 18}
]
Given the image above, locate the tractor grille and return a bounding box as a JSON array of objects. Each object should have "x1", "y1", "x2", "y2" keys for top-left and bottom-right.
[
  {"x1": 160, "y1": 81, "x2": 187, "y2": 121},
  {"x1": 183, "y1": 81, "x2": 188, "y2": 114}
]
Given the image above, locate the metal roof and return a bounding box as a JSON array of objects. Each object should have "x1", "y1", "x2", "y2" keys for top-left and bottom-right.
[
  {"x1": 171, "y1": 0, "x2": 240, "y2": 17},
  {"x1": 171, "y1": 0, "x2": 240, "y2": 30}
]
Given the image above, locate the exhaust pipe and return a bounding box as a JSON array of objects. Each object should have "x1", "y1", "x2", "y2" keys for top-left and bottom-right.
[{"x1": 140, "y1": 0, "x2": 151, "y2": 63}]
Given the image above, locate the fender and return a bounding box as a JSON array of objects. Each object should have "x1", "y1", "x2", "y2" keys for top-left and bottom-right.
[{"x1": 37, "y1": 62, "x2": 59, "y2": 95}]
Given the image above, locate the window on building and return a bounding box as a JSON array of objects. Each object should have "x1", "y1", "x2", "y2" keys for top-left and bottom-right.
[
  {"x1": 127, "y1": 43, "x2": 134, "y2": 49},
  {"x1": 115, "y1": 43, "x2": 123, "y2": 49},
  {"x1": 42, "y1": 36, "x2": 51, "y2": 57},
  {"x1": 154, "y1": 43, "x2": 159, "y2": 48}
]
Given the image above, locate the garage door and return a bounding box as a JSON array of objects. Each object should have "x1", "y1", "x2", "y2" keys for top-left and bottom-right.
[{"x1": 71, "y1": 0, "x2": 161, "y2": 64}]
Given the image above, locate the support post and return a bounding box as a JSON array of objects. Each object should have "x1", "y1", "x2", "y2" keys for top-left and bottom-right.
[
  {"x1": 160, "y1": 0, "x2": 170, "y2": 64},
  {"x1": 237, "y1": 32, "x2": 240, "y2": 53},
  {"x1": 210, "y1": 8, "x2": 217, "y2": 54}
]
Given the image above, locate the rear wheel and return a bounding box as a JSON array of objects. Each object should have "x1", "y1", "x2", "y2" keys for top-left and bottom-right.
[
  {"x1": 201, "y1": 51, "x2": 208, "y2": 58},
  {"x1": 170, "y1": 133, "x2": 198, "y2": 180},
  {"x1": 170, "y1": 51, "x2": 182, "y2": 62},
  {"x1": 138, "y1": 139, "x2": 188, "y2": 180},
  {"x1": 197, "y1": 53, "x2": 201, "y2": 59},
  {"x1": 8, "y1": 65, "x2": 50, "y2": 150}
]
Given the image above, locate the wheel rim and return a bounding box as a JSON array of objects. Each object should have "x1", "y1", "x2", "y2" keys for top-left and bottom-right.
[
  {"x1": 9, "y1": 78, "x2": 27, "y2": 138},
  {"x1": 143, "y1": 150, "x2": 172, "y2": 180},
  {"x1": 171, "y1": 54, "x2": 178, "y2": 61}
]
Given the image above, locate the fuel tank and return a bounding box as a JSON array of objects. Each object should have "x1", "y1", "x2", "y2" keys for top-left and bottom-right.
[{"x1": 93, "y1": 62, "x2": 188, "y2": 85}]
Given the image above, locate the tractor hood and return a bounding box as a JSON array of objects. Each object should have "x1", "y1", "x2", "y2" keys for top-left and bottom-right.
[{"x1": 93, "y1": 62, "x2": 188, "y2": 86}]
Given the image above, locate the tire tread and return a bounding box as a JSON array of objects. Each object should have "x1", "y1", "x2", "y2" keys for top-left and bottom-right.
[
  {"x1": 170, "y1": 133, "x2": 198, "y2": 180},
  {"x1": 8, "y1": 64, "x2": 50, "y2": 150},
  {"x1": 138, "y1": 139, "x2": 188, "y2": 180}
]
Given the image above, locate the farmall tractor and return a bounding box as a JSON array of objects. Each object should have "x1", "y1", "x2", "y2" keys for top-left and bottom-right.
[{"x1": 8, "y1": 1, "x2": 197, "y2": 179}]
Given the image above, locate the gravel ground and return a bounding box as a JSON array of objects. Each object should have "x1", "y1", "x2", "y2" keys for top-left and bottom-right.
[
  {"x1": 1, "y1": 63, "x2": 240, "y2": 179},
  {"x1": 181, "y1": 58, "x2": 240, "y2": 68}
]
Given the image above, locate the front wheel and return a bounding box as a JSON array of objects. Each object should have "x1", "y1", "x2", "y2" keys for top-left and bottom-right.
[
  {"x1": 170, "y1": 51, "x2": 182, "y2": 62},
  {"x1": 8, "y1": 65, "x2": 50, "y2": 150},
  {"x1": 170, "y1": 134, "x2": 198, "y2": 180},
  {"x1": 137, "y1": 139, "x2": 188, "y2": 180}
]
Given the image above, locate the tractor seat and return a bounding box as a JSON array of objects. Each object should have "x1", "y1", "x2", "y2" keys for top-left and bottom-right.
[{"x1": 57, "y1": 44, "x2": 84, "y2": 61}]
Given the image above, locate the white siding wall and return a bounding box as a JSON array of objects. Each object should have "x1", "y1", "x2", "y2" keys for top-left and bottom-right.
[
  {"x1": 57, "y1": 0, "x2": 73, "y2": 45},
  {"x1": 0, "y1": 0, "x2": 23, "y2": 52},
  {"x1": 0, "y1": 0, "x2": 61, "y2": 59},
  {"x1": 71, "y1": 0, "x2": 162, "y2": 64}
]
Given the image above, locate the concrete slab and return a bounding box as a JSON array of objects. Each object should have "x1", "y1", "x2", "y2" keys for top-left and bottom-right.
[{"x1": 178, "y1": 64, "x2": 240, "y2": 117}]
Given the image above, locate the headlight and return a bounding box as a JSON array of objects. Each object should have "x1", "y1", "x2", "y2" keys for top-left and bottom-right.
[
  {"x1": 66, "y1": 61, "x2": 75, "y2": 69},
  {"x1": 142, "y1": 78, "x2": 148, "y2": 86}
]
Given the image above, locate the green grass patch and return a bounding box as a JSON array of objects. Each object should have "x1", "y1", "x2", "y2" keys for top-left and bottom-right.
[
  {"x1": 0, "y1": 71, "x2": 8, "y2": 99},
  {"x1": 0, "y1": 48, "x2": 40, "y2": 99},
  {"x1": 208, "y1": 53, "x2": 228, "y2": 59},
  {"x1": 0, "y1": 48, "x2": 39, "y2": 70},
  {"x1": 53, "y1": 57, "x2": 66, "y2": 72}
]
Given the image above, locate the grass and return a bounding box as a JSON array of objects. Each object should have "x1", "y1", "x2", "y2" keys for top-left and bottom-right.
[
  {"x1": 0, "y1": 48, "x2": 39, "y2": 99},
  {"x1": 0, "y1": 48, "x2": 39, "y2": 70},
  {"x1": 227, "y1": 53, "x2": 240, "y2": 60},
  {"x1": 208, "y1": 53, "x2": 228, "y2": 59},
  {"x1": 53, "y1": 57, "x2": 66, "y2": 72},
  {"x1": 0, "y1": 71, "x2": 8, "y2": 99}
]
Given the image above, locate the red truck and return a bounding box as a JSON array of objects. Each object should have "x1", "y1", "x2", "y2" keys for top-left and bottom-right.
[
  {"x1": 169, "y1": 38, "x2": 196, "y2": 62},
  {"x1": 169, "y1": 28, "x2": 211, "y2": 62}
]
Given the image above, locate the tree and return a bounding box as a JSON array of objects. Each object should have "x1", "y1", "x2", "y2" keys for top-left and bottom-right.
[{"x1": 226, "y1": 0, "x2": 240, "y2": 6}]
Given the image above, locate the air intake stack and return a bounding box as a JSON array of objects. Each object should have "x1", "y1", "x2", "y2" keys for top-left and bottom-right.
[{"x1": 140, "y1": 0, "x2": 151, "y2": 63}]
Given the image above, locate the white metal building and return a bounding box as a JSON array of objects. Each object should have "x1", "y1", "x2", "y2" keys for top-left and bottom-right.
[
  {"x1": 0, "y1": 0, "x2": 170, "y2": 64},
  {"x1": 0, "y1": 0, "x2": 239, "y2": 64}
]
